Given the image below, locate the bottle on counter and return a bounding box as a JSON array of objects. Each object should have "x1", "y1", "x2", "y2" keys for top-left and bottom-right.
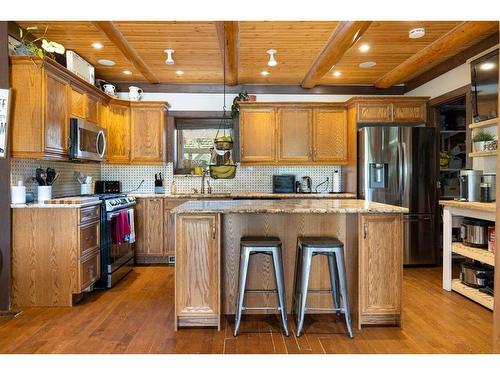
[{"x1": 171, "y1": 180, "x2": 177, "y2": 195}]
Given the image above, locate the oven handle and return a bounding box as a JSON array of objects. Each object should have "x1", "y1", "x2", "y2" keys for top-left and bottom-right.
[{"x1": 96, "y1": 130, "x2": 107, "y2": 159}]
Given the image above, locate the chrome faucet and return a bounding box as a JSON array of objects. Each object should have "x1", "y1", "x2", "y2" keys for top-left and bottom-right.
[{"x1": 201, "y1": 169, "x2": 208, "y2": 194}]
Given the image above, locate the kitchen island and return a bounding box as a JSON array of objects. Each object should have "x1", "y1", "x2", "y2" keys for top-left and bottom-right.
[{"x1": 172, "y1": 199, "x2": 407, "y2": 331}]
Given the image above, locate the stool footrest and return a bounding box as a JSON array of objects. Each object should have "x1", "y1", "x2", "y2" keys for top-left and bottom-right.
[
  {"x1": 244, "y1": 289, "x2": 278, "y2": 294},
  {"x1": 242, "y1": 307, "x2": 283, "y2": 311},
  {"x1": 305, "y1": 290, "x2": 336, "y2": 295},
  {"x1": 304, "y1": 307, "x2": 344, "y2": 312}
]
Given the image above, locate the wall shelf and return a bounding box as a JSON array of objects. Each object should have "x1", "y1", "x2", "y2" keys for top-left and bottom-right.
[
  {"x1": 452, "y1": 242, "x2": 495, "y2": 266},
  {"x1": 469, "y1": 150, "x2": 498, "y2": 158},
  {"x1": 469, "y1": 118, "x2": 498, "y2": 129},
  {"x1": 451, "y1": 279, "x2": 494, "y2": 310}
]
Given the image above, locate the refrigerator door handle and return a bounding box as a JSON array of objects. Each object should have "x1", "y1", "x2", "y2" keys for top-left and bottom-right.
[{"x1": 397, "y1": 142, "x2": 403, "y2": 204}]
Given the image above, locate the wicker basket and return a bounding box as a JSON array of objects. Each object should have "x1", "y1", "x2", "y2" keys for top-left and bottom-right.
[{"x1": 209, "y1": 165, "x2": 237, "y2": 179}]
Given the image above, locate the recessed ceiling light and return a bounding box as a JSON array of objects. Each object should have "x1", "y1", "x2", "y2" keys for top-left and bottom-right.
[
  {"x1": 164, "y1": 49, "x2": 175, "y2": 65},
  {"x1": 98, "y1": 59, "x2": 115, "y2": 66},
  {"x1": 333, "y1": 71, "x2": 342, "y2": 77},
  {"x1": 91, "y1": 42, "x2": 103, "y2": 49},
  {"x1": 266, "y1": 49, "x2": 277, "y2": 67},
  {"x1": 176, "y1": 70, "x2": 184, "y2": 76},
  {"x1": 480, "y1": 62, "x2": 495, "y2": 71},
  {"x1": 359, "y1": 43, "x2": 370, "y2": 53},
  {"x1": 123, "y1": 70, "x2": 132, "y2": 75},
  {"x1": 261, "y1": 70, "x2": 270, "y2": 76},
  {"x1": 409, "y1": 27, "x2": 425, "y2": 39},
  {"x1": 359, "y1": 61, "x2": 377, "y2": 68}
]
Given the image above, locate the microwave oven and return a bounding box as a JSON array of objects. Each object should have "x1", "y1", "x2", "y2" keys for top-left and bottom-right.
[{"x1": 69, "y1": 118, "x2": 107, "y2": 162}]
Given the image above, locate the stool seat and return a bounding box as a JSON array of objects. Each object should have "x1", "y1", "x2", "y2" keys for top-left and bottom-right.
[
  {"x1": 241, "y1": 236, "x2": 282, "y2": 247},
  {"x1": 298, "y1": 236, "x2": 343, "y2": 248}
]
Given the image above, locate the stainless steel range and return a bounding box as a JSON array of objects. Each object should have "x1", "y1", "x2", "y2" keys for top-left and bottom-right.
[{"x1": 95, "y1": 194, "x2": 136, "y2": 288}]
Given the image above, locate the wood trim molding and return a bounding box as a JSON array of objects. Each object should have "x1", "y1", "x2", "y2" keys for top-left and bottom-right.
[
  {"x1": 405, "y1": 33, "x2": 499, "y2": 92},
  {"x1": 301, "y1": 21, "x2": 372, "y2": 89},
  {"x1": 215, "y1": 21, "x2": 239, "y2": 86},
  {"x1": 375, "y1": 21, "x2": 499, "y2": 88},
  {"x1": 93, "y1": 21, "x2": 160, "y2": 84},
  {"x1": 112, "y1": 82, "x2": 405, "y2": 95}
]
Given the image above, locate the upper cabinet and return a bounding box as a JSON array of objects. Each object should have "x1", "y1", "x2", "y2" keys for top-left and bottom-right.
[
  {"x1": 9, "y1": 57, "x2": 108, "y2": 160},
  {"x1": 130, "y1": 102, "x2": 167, "y2": 164},
  {"x1": 106, "y1": 102, "x2": 131, "y2": 164},
  {"x1": 278, "y1": 108, "x2": 312, "y2": 163},
  {"x1": 239, "y1": 103, "x2": 348, "y2": 165},
  {"x1": 105, "y1": 100, "x2": 168, "y2": 165},
  {"x1": 350, "y1": 97, "x2": 428, "y2": 124},
  {"x1": 240, "y1": 107, "x2": 277, "y2": 163},
  {"x1": 313, "y1": 109, "x2": 347, "y2": 162}
]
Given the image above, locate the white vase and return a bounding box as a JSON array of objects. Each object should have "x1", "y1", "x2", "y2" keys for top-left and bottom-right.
[
  {"x1": 473, "y1": 141, "x2": 486, "y2": 152},
  {"x1": 38, "y1": 186, "x2": 52, "y2": 203}
]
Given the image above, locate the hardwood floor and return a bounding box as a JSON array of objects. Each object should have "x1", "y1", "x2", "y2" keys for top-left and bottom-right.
[{"x1": 0, "y1": 265, "x2": 493, "y2": 354}]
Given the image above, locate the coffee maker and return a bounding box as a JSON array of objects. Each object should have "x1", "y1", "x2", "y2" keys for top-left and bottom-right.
[{"x1": 459, "y1": 169, "x2": 483, "y2": 201}]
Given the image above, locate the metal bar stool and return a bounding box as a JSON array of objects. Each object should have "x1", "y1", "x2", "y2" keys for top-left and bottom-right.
[
  {"x1": 293, "y1": 236, "x2": 353, "y2": 338},
  {"x1": 233, "y1": 236, "x2": 289, "y2": 337}
]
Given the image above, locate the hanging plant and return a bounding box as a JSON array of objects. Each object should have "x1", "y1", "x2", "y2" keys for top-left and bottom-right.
[{"x1": 231, "y1": 90, "x2": 250, "y2": 118}]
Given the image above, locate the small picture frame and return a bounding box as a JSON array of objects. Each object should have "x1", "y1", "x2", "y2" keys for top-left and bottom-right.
[{"x1": 0, "y1": 88, "x2": 11, "y2": 159}]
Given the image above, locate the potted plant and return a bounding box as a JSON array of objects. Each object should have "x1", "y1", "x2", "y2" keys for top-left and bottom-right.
[
  {"x1": 231, "y1": 90, "x2": 250, "y2": 118},
  {"x1": 473, "y1": 131, "x2": 494, "y2": 152},
  {"x1": 13, "y1": 26, "x2": 65, "y2": 61}
]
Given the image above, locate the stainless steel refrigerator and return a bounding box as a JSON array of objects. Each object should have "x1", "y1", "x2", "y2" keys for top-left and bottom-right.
[{"x1": 358, "y1": 126, "x2": 438, "y2": 265}]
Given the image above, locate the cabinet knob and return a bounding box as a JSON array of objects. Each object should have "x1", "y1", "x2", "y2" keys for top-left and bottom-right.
[{"x1": 212, "y1": 224, "x2": 216, "y2": 239}]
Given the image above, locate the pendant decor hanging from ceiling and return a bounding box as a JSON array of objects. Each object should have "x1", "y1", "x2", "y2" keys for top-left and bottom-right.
[{"x1": 208, "y1": 25, "x2": 237, "y2": 180}]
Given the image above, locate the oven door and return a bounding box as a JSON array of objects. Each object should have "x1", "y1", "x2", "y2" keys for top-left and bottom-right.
[
  {"x1": 70, "y1": 118, "x2": 107, "y2": 161},
  {"x1": 105, "y1": 208, "x2": 135, "y2": 273}
]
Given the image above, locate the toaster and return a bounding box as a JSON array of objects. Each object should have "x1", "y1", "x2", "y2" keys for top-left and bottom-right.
[{"x1": 95, "y1": 180, "x2": 121, "y2": 194}]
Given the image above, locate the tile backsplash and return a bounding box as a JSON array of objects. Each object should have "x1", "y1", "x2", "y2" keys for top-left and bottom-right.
[
  {"x1": 101, "y1": 163, "x2": 343, "y2": 194},
  {"x1": 10, "y1": 159, "x2": 101, "y2": 199}
]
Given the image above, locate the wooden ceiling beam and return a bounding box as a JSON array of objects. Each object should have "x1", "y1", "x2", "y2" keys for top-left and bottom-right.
[
  {"x1": 301, "y1": 21, "x2": 372, "y2": 89},
  {"x1": 375, "y1": 21, "x2": 498, "y2": 89},
  {"x1": 214, "y1": 21, "x2": 239, "y2": 86},
  {"x1": 92, "y1": 21, "x2": 159, "y2": 84}
]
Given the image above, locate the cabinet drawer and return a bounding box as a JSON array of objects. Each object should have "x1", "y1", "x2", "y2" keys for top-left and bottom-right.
[
  {"x1": 80, "y1": 222, "x2": 100, "y2": 258},
  {"x1": 357, "y1": 103, "x2": 393, "y2": 123},
  {"x1": 80, "y1": 205, "x2": 100, "y2": 224},
  {"x1": 80, "y1": 248, "x2": 100, "y2": 290}
]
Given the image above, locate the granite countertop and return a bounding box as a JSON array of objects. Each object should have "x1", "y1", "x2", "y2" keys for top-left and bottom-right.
[
  {"x1": 439, "y1": 200, "x2": 496, "y2": 213},
  {"x1": 171, "y1": 199, "x2": 408, "y2": 214},
  {"x1": 11, "y1": 196, "x2": 101, "y2": 209},
  {"x1": 131, "y1": 192, "x2": 356, "y2": 199}
]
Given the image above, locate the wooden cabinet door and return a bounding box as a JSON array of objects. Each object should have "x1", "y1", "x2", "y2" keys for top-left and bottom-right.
[
  {"x1": 356, "y1": 102, "x2": 393, "y2": 123},
  {"x1": 240, "y1": 108, "x2": 276, "y2": 163},
  {"x1": 135, "y1": 198, "x2": 164, "y2": 257},
  {"x1": 393, "y1": 101, "x2": 427, "y2": 123},
  {"x1": 130, "y1": 106, "x2": 165, "y2": 164},
  {"x1": 44, "y1": 71, "x2": 69, "y2": 156},
  {"x1": 359, "y1": 214, "x2": 403, "y2": 326},
  {"x1": 278, "y1": 108, "x2": 313, "y2": 163},
  {"x1": 175, "y1": 214, "x2": 220, "y2": 329},
  {"x1": 107, "y1": 104, "x2": 131, "y2": 164},
  {"x1": 70, "y1": 86, "x2": 86, "y2": 119},
  {"x1": 312, "y1": 109, "x2": 348, "y2": 163},
  {"x1": 86, "y1": 95, "x2": 100, "y2": 124}
]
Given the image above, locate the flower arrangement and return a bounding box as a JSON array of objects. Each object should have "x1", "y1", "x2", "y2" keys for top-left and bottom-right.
[{"x1": 15, "y1": 26, "x2": 65, "y2": 60}]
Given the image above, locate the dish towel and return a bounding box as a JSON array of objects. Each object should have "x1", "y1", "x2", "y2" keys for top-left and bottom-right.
[
  {"x1": 127, "y1": 208, "x2": 136, "y2": 244},
  {"x1": 112, "y1": 211, "x2": 131, "y2": 245}
]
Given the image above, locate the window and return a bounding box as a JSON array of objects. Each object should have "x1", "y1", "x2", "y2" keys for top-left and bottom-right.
[{"x1": 174, "y1": 118, "x2": 233, "y2": 174}]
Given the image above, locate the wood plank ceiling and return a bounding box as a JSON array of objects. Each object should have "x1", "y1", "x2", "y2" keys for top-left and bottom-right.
[{"x1": 15, "y1": 20, "x2": 499, "y2": 88}]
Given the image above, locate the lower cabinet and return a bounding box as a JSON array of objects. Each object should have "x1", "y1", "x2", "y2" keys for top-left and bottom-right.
[
  {"x1": 358, "y1": 214, "x2": 403, "y2": 326},
  {"x1": 175, "y1": 214, "x2": 220, "y2": 330},
  {"x1": 135, "y1": 198, "x2": 164, "y2": 261},
  {"x1": 12, "y1": 205, "x2": 101, "y2": 307}
]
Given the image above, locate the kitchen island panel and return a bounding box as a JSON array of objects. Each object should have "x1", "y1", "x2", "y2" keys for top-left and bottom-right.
[{"x1": 221, "y1": 213, "x2": 359, "y2": 327}]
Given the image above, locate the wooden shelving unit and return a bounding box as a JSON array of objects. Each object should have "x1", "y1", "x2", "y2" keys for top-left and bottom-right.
[
  {"x1": 468, "y1": 150, "x2": 498, "y2": 158},
  {"x1": 451, "y1": 279, "x2": 494, "y2": 310},
  {"x1": 452, "y1": 242, "x2": 495, "y2": 266},
  {"x1": 468, "y1": 117, "x2": 498, "y2": 129}
]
